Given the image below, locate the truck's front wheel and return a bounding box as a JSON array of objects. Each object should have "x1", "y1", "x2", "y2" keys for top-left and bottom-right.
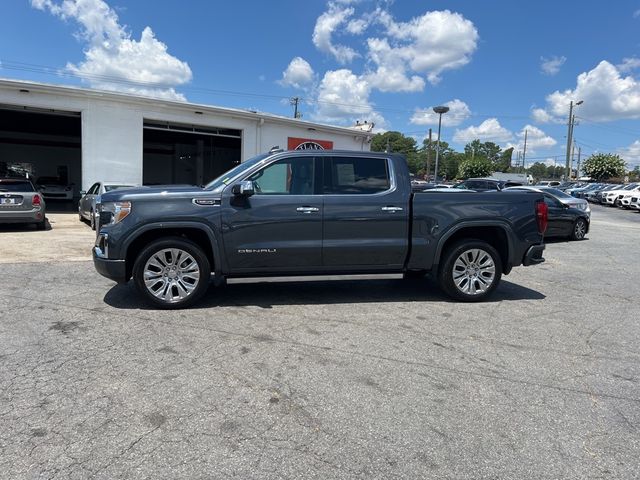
[
  {"x1": 133, "y1": 237, "x2": 211, "y2": 309},
  {"x1": 438, "y1": 240, "x2": 502, "y2": 302}
]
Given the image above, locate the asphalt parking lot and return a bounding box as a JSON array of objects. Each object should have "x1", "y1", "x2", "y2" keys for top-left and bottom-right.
[{"x1": 1, "y1": 206, "x2": 639, "y2": 479}]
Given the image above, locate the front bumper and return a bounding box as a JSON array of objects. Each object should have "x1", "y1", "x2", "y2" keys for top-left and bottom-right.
[
  {"x1": 93, "y1": 233, "x2": 127, "y2": 282},
  {"x1": 93, "y1": 249, "x2": 127, "y2": 283},
  {"x1": 522, "y1": 244, "x2": 545, "y2": 266}
]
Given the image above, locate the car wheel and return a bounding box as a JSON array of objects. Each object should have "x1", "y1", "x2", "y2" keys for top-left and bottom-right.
[
  {"x1": 90, "y1": 210, "x2": 96, "y2": 230},
  {"x1": 133, "y1": 237, "x2": 211, "y2": 309},
  {"x1": 438, "y1": 240, "x2": 502, "y2": 302},
  {"x1": 571, "y1": 218, "x2": 587, "y2": 241}
]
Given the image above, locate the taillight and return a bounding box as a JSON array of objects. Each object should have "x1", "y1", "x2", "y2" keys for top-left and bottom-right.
[
  {"x1": 32, "y1": 194, "x2": 42, "y2": 207},
  {"x1": 536, "y1": 200, "x2": 548, "y2": 235}
]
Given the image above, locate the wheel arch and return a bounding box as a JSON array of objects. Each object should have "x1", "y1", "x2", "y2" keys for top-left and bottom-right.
[
  {"x1": 122, "y1": 222, "x2": 223, "y2": 281},
  {"x1": 435, "y1": 222, "x2": 513, "y2": 275}
]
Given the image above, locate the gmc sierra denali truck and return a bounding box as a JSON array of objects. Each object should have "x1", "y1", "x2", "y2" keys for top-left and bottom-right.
[{"x1": 93, "y1": 150, "x2": 547, "y2": 308}]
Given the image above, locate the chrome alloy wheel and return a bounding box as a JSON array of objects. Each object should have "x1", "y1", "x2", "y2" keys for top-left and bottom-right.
[
  {"x1": 452, "y1": 248, "x2": 496, "y2": 296},
  {"x1": 574, "y1": 220, "x2": 586, "y2": 240},
  {"x1": 143, "y1": 248, "x2": 201, "y2": 303}
]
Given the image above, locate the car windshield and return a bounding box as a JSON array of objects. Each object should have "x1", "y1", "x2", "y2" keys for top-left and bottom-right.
[
  {"x1": 539, "y1": 187, "x2": 573, "y2": 199},
  {"x1": 0, "y1": 180, "x2": 35, "y2": 192},
  {"x1": 623, "y1": 183, "x2": 639, "y2": 190},
  {"x1": 104, "y1": 185, "x2": 136, "y2": 192},
  {"x1": 204, "y1": 153, "x2": 271, "y2": 190}
]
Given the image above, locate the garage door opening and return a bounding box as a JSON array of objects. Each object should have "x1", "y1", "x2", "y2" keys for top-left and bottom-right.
[
  {"x1": 0, "y1": 105, "x2": 81, "y2": 209},
  {"x1": 143, "y1": 121, "x2": 241, "y2": 186}
]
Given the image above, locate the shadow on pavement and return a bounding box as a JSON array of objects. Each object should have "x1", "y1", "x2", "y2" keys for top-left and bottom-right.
[{"x1": 103, "y1": 277, "x2": 545, "y2": 310}]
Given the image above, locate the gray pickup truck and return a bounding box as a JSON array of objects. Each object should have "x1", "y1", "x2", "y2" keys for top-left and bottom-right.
[{"x1": 93, "y1": 150, "x2": 547, "y2": 308}]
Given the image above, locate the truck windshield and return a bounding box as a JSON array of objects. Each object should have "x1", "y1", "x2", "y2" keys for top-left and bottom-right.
[{"x1": 204, "y1": 153, "x2": 271, "y2": 191}]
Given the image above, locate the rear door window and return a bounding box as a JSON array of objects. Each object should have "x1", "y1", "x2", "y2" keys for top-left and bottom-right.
[{"x1": 324, "y1": 157, "x2": 390, "y2": 194}]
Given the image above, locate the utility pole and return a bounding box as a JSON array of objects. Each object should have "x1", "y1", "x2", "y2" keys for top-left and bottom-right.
[
  {"x1": 522, "y1": 129, "x2": 528, "y2": 174},
  {"x1": 565, "y1": 100, "x2": 583, "y2": 179},
  {"x1": 570, "y1": 140, "x2": 577, "y2": 179},
  {"x1": 290, "y1": 97, "x2": 301, "y2": 118},
  {"x1": 576, "y1": 147, "x2": 581, "y2": 179},
  {"x1": 426, "y1": 128, "x2": 432, "y2": 180}
]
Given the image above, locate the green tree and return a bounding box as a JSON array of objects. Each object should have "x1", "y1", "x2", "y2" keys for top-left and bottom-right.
[
  {"x1": 458, "y1": 157, "x2": 493, "y2": 178},
  {"x1": 464, "y1": 140, "x2": 511, "y2": 172},
  {"x1": 464, "y1": 140, "x2": 501, "y2": 163},
  {"x1": 582, "y1": 153, "x2": 626, "y2": 180},
  {"x1": 371, "y1": 131, "x2": 419, "y2": 173},
  {"x1": 528, "y1": 162, "x2": 548, "y2": 180},
  {"x1": 494, "y1": 147, "x2": 514, "y2": 173},
  {"x1": 419, "y1": 139, "x2": 456, "y2": 178},
  {"x1": 546, "y1": 164, "x2": 564, "y2": 179},
  {"x1": 628, "y1": 166, "x2": 640, "y2": 182},
  {"x1": 371, "y1": 131, "x2": 417, "y2": 156}
]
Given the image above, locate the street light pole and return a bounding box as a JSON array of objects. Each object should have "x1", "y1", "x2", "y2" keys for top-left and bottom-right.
[
  {"x1": 432, "y1": 105, "x2": 449, "y2": 183},
  {"x1": 565, "y1": 100, "x2": 583, "y2": 179}
]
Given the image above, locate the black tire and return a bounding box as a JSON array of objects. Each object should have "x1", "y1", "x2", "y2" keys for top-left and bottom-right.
[
  {"x1": 133, "y1": 237, "x2": 211, "y2": 309},
  {"x1": 90, "y1": 210, "x2": 96, "y2": 230},
  {"x1": 438, "y1": 239, "x2": 502, "y2": 302},
  {"x1": 571, "y1": 218, "x2": 587, "y2": 241},
  {"x1": 35, "y1": 218, "x2": 47, "y2": 231}
]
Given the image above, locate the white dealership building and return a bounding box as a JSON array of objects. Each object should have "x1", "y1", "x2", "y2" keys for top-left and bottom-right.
[{"x1": 0, "y1": 78, "x2": 373, "y2": 195}]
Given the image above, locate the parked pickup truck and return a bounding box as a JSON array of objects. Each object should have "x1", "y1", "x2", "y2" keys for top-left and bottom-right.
[{"x1": 93, "y1": 150, "x2": 547, "y2": 308}]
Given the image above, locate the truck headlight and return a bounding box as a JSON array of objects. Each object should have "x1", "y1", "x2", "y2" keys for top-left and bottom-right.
[{"x1": 99, "y1": 201, "x2": 132, "y2": 224}]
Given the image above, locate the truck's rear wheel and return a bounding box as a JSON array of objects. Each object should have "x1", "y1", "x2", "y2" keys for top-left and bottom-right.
[
  {"x1": 438, "y1": 240, "x2": 502, "y2": 302},
  {"x1": 133, "y1": 237, "x2": 210, "y2": 309}
]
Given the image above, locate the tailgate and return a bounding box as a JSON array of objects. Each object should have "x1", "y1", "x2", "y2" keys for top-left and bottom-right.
[{"x1": 0, "y1": 193, "x2": 36, "y2": 211}]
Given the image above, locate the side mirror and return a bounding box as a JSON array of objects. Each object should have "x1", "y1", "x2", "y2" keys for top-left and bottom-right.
[
  {"x1": 232, "y1": 180, "x2": 255, "y2": 196},
  {"x1": 80, "y1": 190, "x2": 86, "y2": 196}
]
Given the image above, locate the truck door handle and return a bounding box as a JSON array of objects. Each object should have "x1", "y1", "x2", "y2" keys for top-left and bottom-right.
[
  {"x1": 296, "y1": 206, "x2": 320, "y2": 213},
  {"x1": 381, "y1": 206, "x2": 403, "y2": 212}
]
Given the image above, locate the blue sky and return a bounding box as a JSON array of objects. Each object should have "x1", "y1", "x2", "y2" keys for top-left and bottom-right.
[{"x1": 2, "y1": 0, "x2": 640, "y2": 169}]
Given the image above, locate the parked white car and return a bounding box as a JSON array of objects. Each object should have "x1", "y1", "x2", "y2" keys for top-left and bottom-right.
[
  {"x1": 629, "y1": 194, "x2": 640, "y2": 210},
  {"x1": 78, "y1": 181, "x2": 138, "y2": 229},
  {"x1": 602, "y1": 184, "x2": 640, "y2": 206},
  {"x1": 36, "y1": 176, "x2": 74, "y2": 200},
  {"x1": 620, "y1": 192, "x2": 637, "y2": 209}
]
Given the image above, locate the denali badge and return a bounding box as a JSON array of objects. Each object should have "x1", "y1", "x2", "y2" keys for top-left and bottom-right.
[{"x1": 238, "y1": 249, "x2": 277, "y2": 254}]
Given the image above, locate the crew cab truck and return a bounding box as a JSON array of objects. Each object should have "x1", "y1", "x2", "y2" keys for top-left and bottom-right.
[{"x1": 93, "y1": 150, "x2": 547, "y2": 308}]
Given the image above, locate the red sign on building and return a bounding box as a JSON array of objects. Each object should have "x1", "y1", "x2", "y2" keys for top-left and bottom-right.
[{"x1": 287, "y1": 137, "x2": 334, "y2": 151}]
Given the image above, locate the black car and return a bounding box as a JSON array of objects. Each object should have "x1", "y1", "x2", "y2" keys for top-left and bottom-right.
[{"x1": 506, "y1": 186, "x2": 590, "y2": 240}]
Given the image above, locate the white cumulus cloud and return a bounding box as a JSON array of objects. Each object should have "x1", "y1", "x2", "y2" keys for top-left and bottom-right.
[
  {"x1": 363, "y1": 37, "x2": 425, "y2": 92},
  {"x1": 312, "y1": 3, "x2": 359, "y2": 64},
  {"x1": 31, "y1": 0, "x2": 192, "y2": 100},
  {"x1": 373, "y1": 9, "x2": 478, "y2": 85},
  {"x1": 618, "y1": 140, "x2": 640, "y2": 168},
  {"x1": 313, "y1": 69, "x2": 385, "y2": 128},
  {"x1": 618, "y1": 57, "x2": 640, "y2": 73},
  {"x1": 453, "y1": 118, "x2": 513, "y2": 145},
  {"x1": 507, "y1": 125, "x2": 557, "y2": 154},
  {"x1": 410, "y1": 99, "x2": 471, "y2": 127},
  {"x1": 533, "y1": 61, "x2": 640, "y2": 122},
  {"x1": 280, "y1": 57, "x2": 315, "y2": 89},
  {"x1": 540, "y1": 55, "x2": 566, "y2": 76}
]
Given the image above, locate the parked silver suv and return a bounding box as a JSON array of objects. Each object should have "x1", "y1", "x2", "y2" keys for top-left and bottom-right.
[{"x1": 0, "y1": 178, "x2": 47, "y2": 229}]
